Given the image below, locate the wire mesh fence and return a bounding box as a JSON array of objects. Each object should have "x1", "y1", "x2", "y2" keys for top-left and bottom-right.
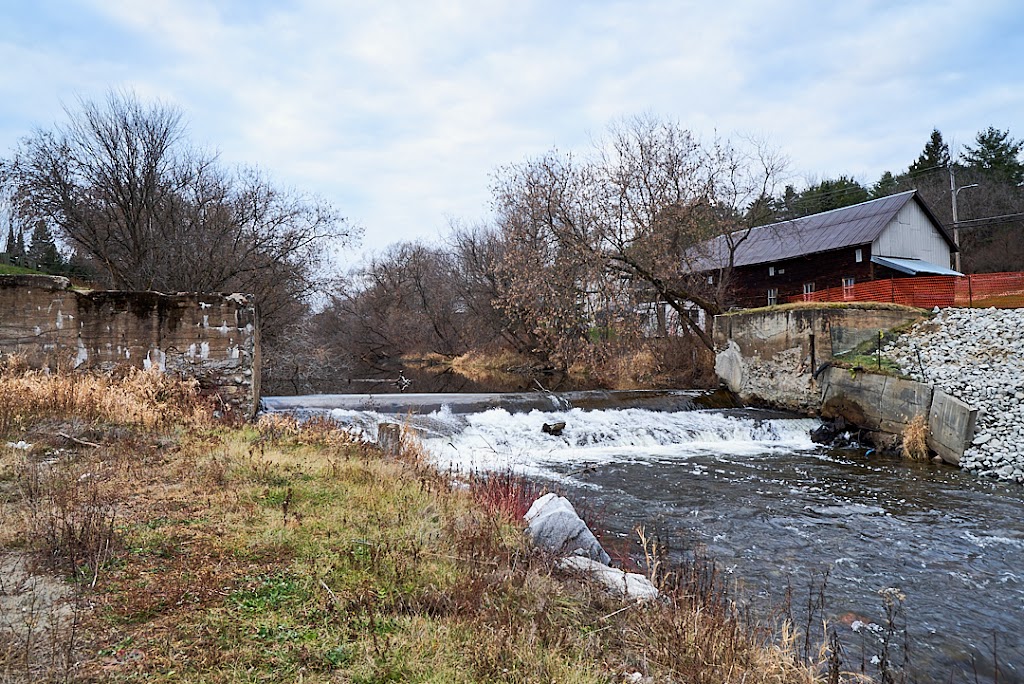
[{"x1": 786, "y1": 272, "x2": 1024, "y2": 309}]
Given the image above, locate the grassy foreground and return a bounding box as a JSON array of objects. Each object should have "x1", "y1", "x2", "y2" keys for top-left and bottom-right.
[{"x1": 0, "y1": 362, "x2": 821, "y2": 683}]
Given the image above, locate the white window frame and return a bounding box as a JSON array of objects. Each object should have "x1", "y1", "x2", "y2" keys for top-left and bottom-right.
[
  {"x1": 803, "y1": 282, "x2": 815, "y2": 295},
  {"x1": 768, "y1": 266, "x2": 775, "y2": 276},
  {"x1": 767, "y1": 288, "x2": 778, "y2": 306},
  {"x1": 855, "y1": 248, "x2": 863, "y2": 263}
]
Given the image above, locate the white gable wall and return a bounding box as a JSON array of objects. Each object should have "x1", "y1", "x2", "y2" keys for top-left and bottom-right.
[{"x1": 872, "y1": 201, "x2": 953, "y2": 267}]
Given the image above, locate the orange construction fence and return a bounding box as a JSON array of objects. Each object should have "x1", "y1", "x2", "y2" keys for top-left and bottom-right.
[{"x1": 786, "y1": 272, "x2": 1024, "y2": 309}]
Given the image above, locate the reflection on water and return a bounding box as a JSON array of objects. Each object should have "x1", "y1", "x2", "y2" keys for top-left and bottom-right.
[{"x1": 266, "y1": 394, "x2": 1024, "y2": 683}]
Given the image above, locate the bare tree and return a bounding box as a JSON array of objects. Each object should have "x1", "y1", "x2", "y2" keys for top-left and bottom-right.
[
  {"x1": 487, "y1": 116, "x2": 786, "y2": 351},
  {"x1": 488, "y1": 152, "x2": 603, "y2": 369},
  {"x1": 0, "y1": 89, "x2": 357, "y2": 336},
  {"x1": 321, "y1": 242, "x2": 470, "y2": 372}
]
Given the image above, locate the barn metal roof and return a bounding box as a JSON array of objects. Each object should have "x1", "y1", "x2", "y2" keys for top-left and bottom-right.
[
  {"x1": 692, "y1": 190, "x2": 952, "y2": 270},
  {"x1": 871, "y1": 256, "x2": 963, "y2": 276}
]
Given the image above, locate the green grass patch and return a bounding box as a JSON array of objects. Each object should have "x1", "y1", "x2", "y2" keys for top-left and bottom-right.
[
  {"x1": 0, "y1": 263, "x2": 45, "y2": 275},
  {"x1": 723, "y1": 300, "x2": 928, "y2": 316}
]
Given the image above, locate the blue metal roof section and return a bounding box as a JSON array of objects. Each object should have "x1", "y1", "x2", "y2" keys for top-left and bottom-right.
[{"x1": 871, "y1": 256, "x2": 963, "y2": 276}]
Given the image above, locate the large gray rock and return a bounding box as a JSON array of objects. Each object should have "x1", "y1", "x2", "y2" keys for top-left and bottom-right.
[
  {"x1": 714, "y1": 340, "x2": 745, "y2": 394},
  {"x1": 558, "y1": 556, "x2": 659, "y2": 603},
  {"x1": 524, "y1": 493, "x2": 611, "y2": 565}
]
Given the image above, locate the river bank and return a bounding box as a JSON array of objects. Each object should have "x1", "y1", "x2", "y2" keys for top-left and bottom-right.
[
  {"x1": 269, "y1": 391, "x2": 1024, "y2": 683},
  {"x1": 0, "y1": 366, "x2": 819, "y2": 683}
]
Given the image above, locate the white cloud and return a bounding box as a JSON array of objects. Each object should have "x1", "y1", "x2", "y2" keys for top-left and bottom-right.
[{"x1": 1, "y1": 0, "x2": 1022, "y2": 258}]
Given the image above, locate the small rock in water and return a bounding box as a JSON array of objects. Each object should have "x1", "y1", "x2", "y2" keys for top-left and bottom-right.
[{"x1": 542, "y1": 421, "x2": 566, "y2": 436}]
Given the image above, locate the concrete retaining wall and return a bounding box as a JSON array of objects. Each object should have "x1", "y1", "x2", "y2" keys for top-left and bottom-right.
[
  {"x1": 714, "y1": 305, "x2": 977, "y2": 464},
  {"x1": 928, "y1": 390, "x2": 978, "y2": 465},
  {"x1": 0, "y1": 274, "x2": 260, "y2": 416},
  {"x1": 713, "y1": 306, "x2": 926, "y2": 411},
  {"x1": 819, "y1": 367, "x2": 977, "y2": 464}
]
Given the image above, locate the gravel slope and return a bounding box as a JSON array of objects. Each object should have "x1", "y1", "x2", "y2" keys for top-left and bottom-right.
[{"x1": 883, "y1": 307, "x2": 1024, "y2": 483}]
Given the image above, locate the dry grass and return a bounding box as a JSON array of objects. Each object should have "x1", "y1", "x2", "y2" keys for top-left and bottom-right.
[
  {"x1": 0, "y1": 363, "x2": 826, "y2": 683},
  {"x1": 722, "y1": 302, "x2": 929, "y2": 316},
  {"x1": 0, "y1": 355, "x2": 209, "y2": 434},
  {"x1": 901, "y1": 414, "x2": 930, "y2": 461}
]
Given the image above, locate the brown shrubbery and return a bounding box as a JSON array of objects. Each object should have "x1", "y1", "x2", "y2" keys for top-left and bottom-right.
[
  {"x1": 0, "y1": 355, "x2": 209, "y2": 434},
  {"x1": 901, "y1": 414, "x2": 930, "y2": 461}
]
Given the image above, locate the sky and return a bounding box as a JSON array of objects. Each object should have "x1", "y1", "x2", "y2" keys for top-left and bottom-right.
[{"x1": 2, "y1": 0, "x2": 1023, "y2": 261}]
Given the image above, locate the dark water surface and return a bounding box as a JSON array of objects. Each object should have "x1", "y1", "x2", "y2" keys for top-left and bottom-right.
[{"x1": 265, "y1": 392, "x2": 1024, "y2": 682}]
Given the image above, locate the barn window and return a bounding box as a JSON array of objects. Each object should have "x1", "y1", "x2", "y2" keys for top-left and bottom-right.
[
  {"x1": 769, "y1": 266, "x2": 775, "y2": 276},
  {"x1": 842, "y1": 277, "x2": 855, "y2": 300},
  {"x1": 803, "y1": 282, "x2": 815, "y2": 295},
  {"x1": 707, "y1": 275, "x2": 714, "y2": 284},
  {"x1": 767, "y1": 288, "x2": 778, "y2": 306},
  {"x1": 855, "y1": 248, "x2": 863, "y2": 263},
  {"x1": 842, "y1": 277, "x2": 855, "y2": 289}
]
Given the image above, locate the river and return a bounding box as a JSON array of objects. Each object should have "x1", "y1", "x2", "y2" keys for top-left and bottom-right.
[{"x1": 262, "y1": 390, "x2": 1024, "y2": 683}]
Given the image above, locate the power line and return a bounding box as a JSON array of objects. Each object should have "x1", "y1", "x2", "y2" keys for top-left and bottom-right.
[{"x1": 953, "y1": 211, "x2": 1024, "y2": 230}]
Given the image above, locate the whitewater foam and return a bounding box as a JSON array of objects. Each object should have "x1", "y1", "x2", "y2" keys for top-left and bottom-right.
[{"x1": 422, "y1": 407, "x2": 820, "y2": 479}]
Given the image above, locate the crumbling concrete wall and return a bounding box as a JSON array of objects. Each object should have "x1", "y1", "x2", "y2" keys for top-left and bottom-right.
[
  {"x1": 712, "y1": 304, "x2": 977, "y2": 463},
  {"x1": 0, "y1": 275, "x2": 260, "y2": 416},
  {"x1": 712, "y1": 306, "x2": 926, "y2": 411},
  {"x1": 819, "y1": 367, "x2": 977, "y2": 465}
]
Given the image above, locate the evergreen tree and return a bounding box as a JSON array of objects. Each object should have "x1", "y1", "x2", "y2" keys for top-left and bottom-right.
[
  {"x1": 9, "y1": 226, "x2": 26, "y2": 265},
  {"x1": 789, "y1": 176, "x2": 870, "y2": 217},
  {"x1": 770, "y1": 185, "x2": 801, "y2": 221},
  {"x1": 908, "y1": 128, "x2": 950, "y2": 175},
  {"x1": 744, "y1": 192, "x2": 776, "y2": 227},
  {"x1": 3, "y1": 223, "x2": 14, "y2": 263},
  {"x1": 961, "y1": 126, "x2": 1024, "y2": 184},
  {"x1": 26, "y1": 221, "x2": 64, "y2": 273},
  {"x1": 871, "y1": 170, "x2": 903, "y2": 198}
]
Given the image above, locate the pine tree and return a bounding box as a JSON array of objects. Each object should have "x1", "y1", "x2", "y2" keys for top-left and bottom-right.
[
  {"x1": 14, "y1": 227, "x2": 25, "y2": 264},
  {"x1": 3, "y1": 223, "x2": 15, "y2": 263},
  {"x1": 871, "y1": 170, "x2": 902, "y2": 198},
  {"x1": 791, "y1": 176, "x2": 870, "y2": 216},
  {"x1": 26, "y1": 221, "x2": 64, "y2": 273},
  {"x1": 961, "y1": 126, "x2": 1024, "y2": 184},
  {"x1": 908, "y1": 129, "x2": 950, "y2": 175}
]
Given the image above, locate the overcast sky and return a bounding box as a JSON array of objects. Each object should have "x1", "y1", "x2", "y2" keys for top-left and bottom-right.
[{"x1": 2, "y1": 1, "x2": 1022, "y2": 259}]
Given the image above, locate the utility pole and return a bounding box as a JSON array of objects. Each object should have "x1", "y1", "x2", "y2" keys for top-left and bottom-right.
[{"x1": 949, "y1": 165, "x2": 978, "y2": 273}]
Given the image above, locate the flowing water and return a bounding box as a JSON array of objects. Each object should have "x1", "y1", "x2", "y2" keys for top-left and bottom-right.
[{"x1": 263, "y1": 391, "x2": 1024, "y2": 682}]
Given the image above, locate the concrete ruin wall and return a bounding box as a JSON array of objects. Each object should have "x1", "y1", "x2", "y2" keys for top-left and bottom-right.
[
  {"x1": 819, "y1": 368, "x2": 977, "y2": 465},
  {"x1": 712, "y1": 304, "x2": 977, "y2": 463},
  {"x1": 0, "y1": 274, "x2": 260, "y2": 416},
  {"x1": 712, "y1": 306, "x2": 926, "y2": 412}
]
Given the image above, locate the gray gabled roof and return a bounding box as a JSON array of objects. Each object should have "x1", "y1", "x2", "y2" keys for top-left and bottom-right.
[{"x1": 692, "y1": 190, "x2": 954, "y2": 270}]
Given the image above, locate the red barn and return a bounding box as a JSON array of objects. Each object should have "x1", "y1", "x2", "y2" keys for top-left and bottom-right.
[{"x1": 699, "y1": 190, "x2": 960, "y2": 309}]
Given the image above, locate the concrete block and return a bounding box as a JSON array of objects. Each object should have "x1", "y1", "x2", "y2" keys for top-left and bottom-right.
[
  {"x1": 877, "y1": 376, "x2": 933, "y2": 435},
  {"x1": 821, "y1": 368, "x2": 932, "y2": 435},
  {"x1": 558, "y1": 556, "x2": 659, "y2": 603},
  {"x1": 928, "y1": 390, "x2": 978, "y2": 466},
  {"x1": 714, "y1": 340, "x2": 744, "y2": 393}
]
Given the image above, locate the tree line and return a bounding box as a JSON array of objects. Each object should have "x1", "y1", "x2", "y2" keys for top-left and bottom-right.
[
  {"x1": 3, "y1": 92, "x2": 1021, "y2": 393},
  {"x1": 304, "y1": 122, "x2": 1024, "y2": 392}
]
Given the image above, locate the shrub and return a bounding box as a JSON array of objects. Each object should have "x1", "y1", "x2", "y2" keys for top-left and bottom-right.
[{"x1": 901, "y1": 414, "x2": 929, "y2": 460}]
